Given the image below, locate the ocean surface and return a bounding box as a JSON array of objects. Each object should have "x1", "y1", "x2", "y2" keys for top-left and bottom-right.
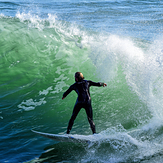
[{"x1": 1, "y1": 0, "x2": 163, "y2": 162}]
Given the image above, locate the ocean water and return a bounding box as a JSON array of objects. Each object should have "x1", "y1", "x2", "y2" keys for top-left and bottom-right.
[{"x1": 1, "y1": 0, "x2": 163, "y2": 162}]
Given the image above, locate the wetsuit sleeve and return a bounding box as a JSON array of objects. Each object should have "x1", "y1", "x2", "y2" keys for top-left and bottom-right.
[
  {"x1": 89, "y1": 80, "x2": 104, "y2": 87},
  {"x1": 62, "y1": 84, "x2": 75, "y2": 98}
]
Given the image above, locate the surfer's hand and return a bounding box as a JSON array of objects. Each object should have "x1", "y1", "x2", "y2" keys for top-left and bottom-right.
[
  {"x1": 103, "y1": 83, "x2": 107, "y2": 87},
  {"x1": 62, "y1": 97, "x2": 65, "y2": 100}
]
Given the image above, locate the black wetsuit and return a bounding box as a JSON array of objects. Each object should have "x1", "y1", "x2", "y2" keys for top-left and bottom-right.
[{"x1": 63, "y1": 80, "x2": 104, "y2": 134}]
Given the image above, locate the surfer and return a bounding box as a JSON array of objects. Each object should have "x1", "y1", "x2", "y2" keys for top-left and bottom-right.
[{"x1": 62, "y1": 72, "x2": 107, "y2": 134}]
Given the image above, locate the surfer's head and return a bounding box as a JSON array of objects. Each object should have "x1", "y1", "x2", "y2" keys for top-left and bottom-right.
[{"x1": 75, "y1": 72, "x2": 84, "y2": 82}]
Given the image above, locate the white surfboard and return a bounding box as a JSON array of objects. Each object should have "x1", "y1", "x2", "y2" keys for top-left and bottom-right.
[{"x1": 32, "y1": 130, "x2": 99, "y2": 144}]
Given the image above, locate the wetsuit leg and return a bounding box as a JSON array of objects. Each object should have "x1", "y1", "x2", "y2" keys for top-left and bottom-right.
[
  {"x1": 84, "y1": 102, "x2": 96, "y2": 134},
  {"x1": 67, "y1": 103, "x2": 82, "y2": 134}
]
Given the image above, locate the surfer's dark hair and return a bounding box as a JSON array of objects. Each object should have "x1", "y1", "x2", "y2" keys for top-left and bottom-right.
[{"x1": 75, "y1": 72, "x2": 84, "y2": 81}]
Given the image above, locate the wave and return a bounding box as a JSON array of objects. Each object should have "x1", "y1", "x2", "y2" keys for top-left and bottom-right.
[{"x1": 1, "y1": 12, "x2": 163, "y2": 162}]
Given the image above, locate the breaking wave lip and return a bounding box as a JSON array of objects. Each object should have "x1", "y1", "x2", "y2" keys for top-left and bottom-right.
[{"x1": 15, "y1": 12, "x2": 57, "y2": 30}]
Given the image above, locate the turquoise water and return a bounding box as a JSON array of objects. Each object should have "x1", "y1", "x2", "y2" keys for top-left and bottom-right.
[{"x1": 1, "y1": 1, "x2": 163, "y2": 162}]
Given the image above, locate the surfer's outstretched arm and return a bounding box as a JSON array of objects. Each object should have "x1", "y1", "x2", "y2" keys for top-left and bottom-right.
[
  {"x1": 89, "y1": 80, "x2": 107, "y2": 87},
  {"x1": 62, "y1": 84, "x2": 75, "y2": 100}
]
